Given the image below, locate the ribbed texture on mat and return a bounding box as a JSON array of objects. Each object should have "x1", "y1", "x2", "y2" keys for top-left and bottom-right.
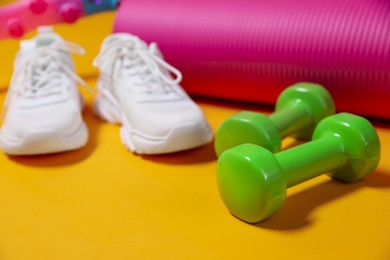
[{"x1": 115, "y1": 0, "x2": 390, "y2": 119}]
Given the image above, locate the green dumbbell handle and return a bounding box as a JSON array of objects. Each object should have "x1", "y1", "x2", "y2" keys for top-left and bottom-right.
[
  {"x1": 277, "y1": 138, "x2": 345, "y2": 187},
  {"x1": 269, "y1": 102, "x2": 311, "y2": 139}
]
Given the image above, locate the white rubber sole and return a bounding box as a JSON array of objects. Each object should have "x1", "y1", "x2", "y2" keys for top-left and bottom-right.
[
  {"x1": 0, "y1": 121, "x2": 88, "y2": 155},
  {"x1": 94, "y1": 93, "x2": 213, "y2": 154}
]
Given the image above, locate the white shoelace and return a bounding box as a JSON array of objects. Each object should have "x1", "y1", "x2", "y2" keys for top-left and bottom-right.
[
  {"x1": 93, "y1": 37, "x2": 183, "y2": 95},
  {"x1": 2, "y1": 41, "x2": 94, "y2": 117}
]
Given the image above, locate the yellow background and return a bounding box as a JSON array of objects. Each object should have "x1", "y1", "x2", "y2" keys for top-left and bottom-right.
[{"x1": 1, "y1": 12, "x2": 390, "y2": 260}]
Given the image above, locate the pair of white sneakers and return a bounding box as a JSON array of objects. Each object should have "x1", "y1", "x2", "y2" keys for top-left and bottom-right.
[{"x1": 0, "y1": 27, "x2": 213, "y2": 155}]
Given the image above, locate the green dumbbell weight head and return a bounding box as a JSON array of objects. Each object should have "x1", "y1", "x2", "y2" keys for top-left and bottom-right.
[
  {"x1": 275, "y1": 82, "x2": 336, "y2": 139},
  {"x1": 214, "y1": 82, "x2": 335, "y2": 157},
  {"x1": 216, "y1": 113, "x2": 380, "y2": 223}
]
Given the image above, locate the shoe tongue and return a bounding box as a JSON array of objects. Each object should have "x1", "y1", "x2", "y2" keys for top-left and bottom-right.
[
  {"x1": 34, "y1": 26, "x2": 63, "y2": 49},
  {"x1": 104, "y1": 33, "x2": 149, "y2": 50},
  {"x1": 20, "y1": 26, "x2": 62, "y2": 54},
  {"x1": 36, "y1": 33, "x2": 62, "y2": 48}
]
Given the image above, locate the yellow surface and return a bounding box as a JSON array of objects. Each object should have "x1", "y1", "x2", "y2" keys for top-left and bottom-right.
[
  {"x1": 1, "y1": 13, "x2": 390, "y2": 260},
  {"x1": 0, "y1": 0, "x2": 16, "y2": 6}
]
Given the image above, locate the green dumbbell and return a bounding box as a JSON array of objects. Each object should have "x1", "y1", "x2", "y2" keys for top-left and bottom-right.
[
  {"x1": 214, "y1": 82, "x2": 335, "y2": 157},
  {"x1": 216, "y1": 113, "x2": 381, "y2": 223}
]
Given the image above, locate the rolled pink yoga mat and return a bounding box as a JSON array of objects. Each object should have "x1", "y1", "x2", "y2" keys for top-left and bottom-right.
[{"x1": 114, "y1": 0, "x2": 390, "y2": 119}]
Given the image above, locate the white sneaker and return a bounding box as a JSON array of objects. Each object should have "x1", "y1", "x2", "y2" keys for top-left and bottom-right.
[
  {"x1": 93, "y1": 33, "x2": 213, "y2": 154},
  {"x1": 0, "y1": 27, "x2": 89, "y2": 155}
]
